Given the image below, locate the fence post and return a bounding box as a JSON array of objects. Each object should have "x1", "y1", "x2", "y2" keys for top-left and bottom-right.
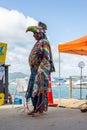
[{"x1": 69, "y1": 76, "x2": 72, "y2": 98}]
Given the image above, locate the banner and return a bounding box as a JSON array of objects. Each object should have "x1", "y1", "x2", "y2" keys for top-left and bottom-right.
[{"x1": 0, "y1": 42, "x2": 7, "y2": 64}]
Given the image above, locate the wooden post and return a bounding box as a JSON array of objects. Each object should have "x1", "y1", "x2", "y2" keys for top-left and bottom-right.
[
  {"x1": 4, "y1": 64, "x2": 10, "y2": 103},
  {"x1": 4, "y1": 65, "x2": 8, "y2": 103},
  {"x1": 69, "y1": 76, "x2": 72, "y2": 98}
]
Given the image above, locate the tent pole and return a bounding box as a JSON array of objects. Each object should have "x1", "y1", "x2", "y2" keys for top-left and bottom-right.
[
  {"x1": 58, "y1": 52, "x2": 61, "y2": 107},
  {"x1": 59, "y1": 52, "x2": 60, "y2": 78}
]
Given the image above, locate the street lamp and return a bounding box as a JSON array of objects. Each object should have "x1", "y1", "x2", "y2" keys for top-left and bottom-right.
[{"x1": 78, "y1": 61, "x2": 85, "y2": 99}]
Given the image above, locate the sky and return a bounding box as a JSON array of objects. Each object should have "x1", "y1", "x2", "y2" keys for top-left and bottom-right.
[{"x1": 0, "y1": 0, "x2": 87, "y2": 78}]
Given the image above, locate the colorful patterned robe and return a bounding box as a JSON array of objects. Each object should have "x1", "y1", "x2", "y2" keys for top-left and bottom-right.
[{"x1": 26, "y1": 38, "x2": 55, "y2": 112}]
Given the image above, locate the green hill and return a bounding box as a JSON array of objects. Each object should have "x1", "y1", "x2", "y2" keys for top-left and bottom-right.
[{"x1": 9, "y1": 72, "x2": 28, "y2": 80}]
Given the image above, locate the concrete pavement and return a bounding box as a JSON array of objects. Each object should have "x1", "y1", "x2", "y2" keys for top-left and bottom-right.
[{"x1": 0, "y1": 105, "x2": 87, "y2": 130}]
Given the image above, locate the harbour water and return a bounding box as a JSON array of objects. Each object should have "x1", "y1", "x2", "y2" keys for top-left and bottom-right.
[{"x1": 9, "y1": 77, "x2": 87, "y2": 101}]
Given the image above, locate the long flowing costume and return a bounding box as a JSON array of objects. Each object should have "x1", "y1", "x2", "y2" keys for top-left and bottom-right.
[{"x1": 26, "y1": 38, "x2": 55, "y2": 112}]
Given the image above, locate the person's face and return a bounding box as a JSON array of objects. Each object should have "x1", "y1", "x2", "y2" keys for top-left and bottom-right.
[{"x1": 33, "y1": 32, "x2": 40, "y2": 40}]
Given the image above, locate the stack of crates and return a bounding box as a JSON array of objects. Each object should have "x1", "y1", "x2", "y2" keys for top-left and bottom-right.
[{"x1": 0, "y1": 93, "x2": 4, "y2": 105}]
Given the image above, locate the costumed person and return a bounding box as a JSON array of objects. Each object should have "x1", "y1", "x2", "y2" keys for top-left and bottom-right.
[{"x1": 25, "y1": 22, "x2": 55, "y2": 117}]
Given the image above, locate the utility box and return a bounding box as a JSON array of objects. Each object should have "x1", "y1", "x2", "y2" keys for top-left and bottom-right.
[{"x1": 0, "y1": 93, "x2": 4, "y2": 105}]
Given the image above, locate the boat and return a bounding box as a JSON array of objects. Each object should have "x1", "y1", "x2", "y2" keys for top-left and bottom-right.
[{"x1": 72, "y1": 80, "x2": 87, "y2": 89}]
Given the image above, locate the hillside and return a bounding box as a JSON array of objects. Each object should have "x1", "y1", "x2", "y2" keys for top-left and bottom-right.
[{"x1": 9, "y1": 72, "x2": 28, "y2": 80}]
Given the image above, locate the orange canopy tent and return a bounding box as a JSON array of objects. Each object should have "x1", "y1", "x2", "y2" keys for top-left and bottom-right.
[
  {"x1": 58, "y1": 35, "x2": 87, "y2": 77},
  {"x1": 58, "y1": 35, "x2": 87, "y2": 55},
  {"x1": 58, "y1": 35, "x2": 87, "y2": 100},
  {"x1": 57, "y1": 35, "x2": 87, "y2": 100}
]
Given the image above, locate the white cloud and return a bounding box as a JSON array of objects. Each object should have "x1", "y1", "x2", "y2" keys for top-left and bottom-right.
[
  {"x1": 0, "y1": 7, "x2": 37, "y2": 74},
  {"x1": 0, "y1": 7, "x2": 87, "y2": 78},
  {"x1": 56, "y1": 53, "x2": 87, "y2": 78}
]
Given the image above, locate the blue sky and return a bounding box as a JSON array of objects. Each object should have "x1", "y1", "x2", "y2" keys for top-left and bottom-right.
[
  {"x1": 1, "y1": 0, "x2": 87, "y2": 43},
  {"x1": 0, "y1": 0, "x2": 87, "y2": 77}
]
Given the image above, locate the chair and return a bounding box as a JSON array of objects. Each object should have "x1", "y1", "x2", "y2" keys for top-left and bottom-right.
[{"x1": 14, "y1": 78, "x2": 28, "y2": 106}]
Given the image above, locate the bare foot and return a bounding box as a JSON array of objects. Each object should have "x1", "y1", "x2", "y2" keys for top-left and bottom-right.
[
  {"x1": 27, "y1": 110, "x2": 35, "y2": 115},
  {"x1": 32, "y1": 111, "x2": 43, "y2": 117}
]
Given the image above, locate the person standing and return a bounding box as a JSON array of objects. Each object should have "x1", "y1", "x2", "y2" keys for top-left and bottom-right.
[{"x1": 25, "y1": 22, "x2": 55, "y2": 116}]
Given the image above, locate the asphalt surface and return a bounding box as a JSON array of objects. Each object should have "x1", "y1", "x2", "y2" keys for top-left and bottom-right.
[{"x1": 0, "y1": 106, "x2": 87, "y2": 130}]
